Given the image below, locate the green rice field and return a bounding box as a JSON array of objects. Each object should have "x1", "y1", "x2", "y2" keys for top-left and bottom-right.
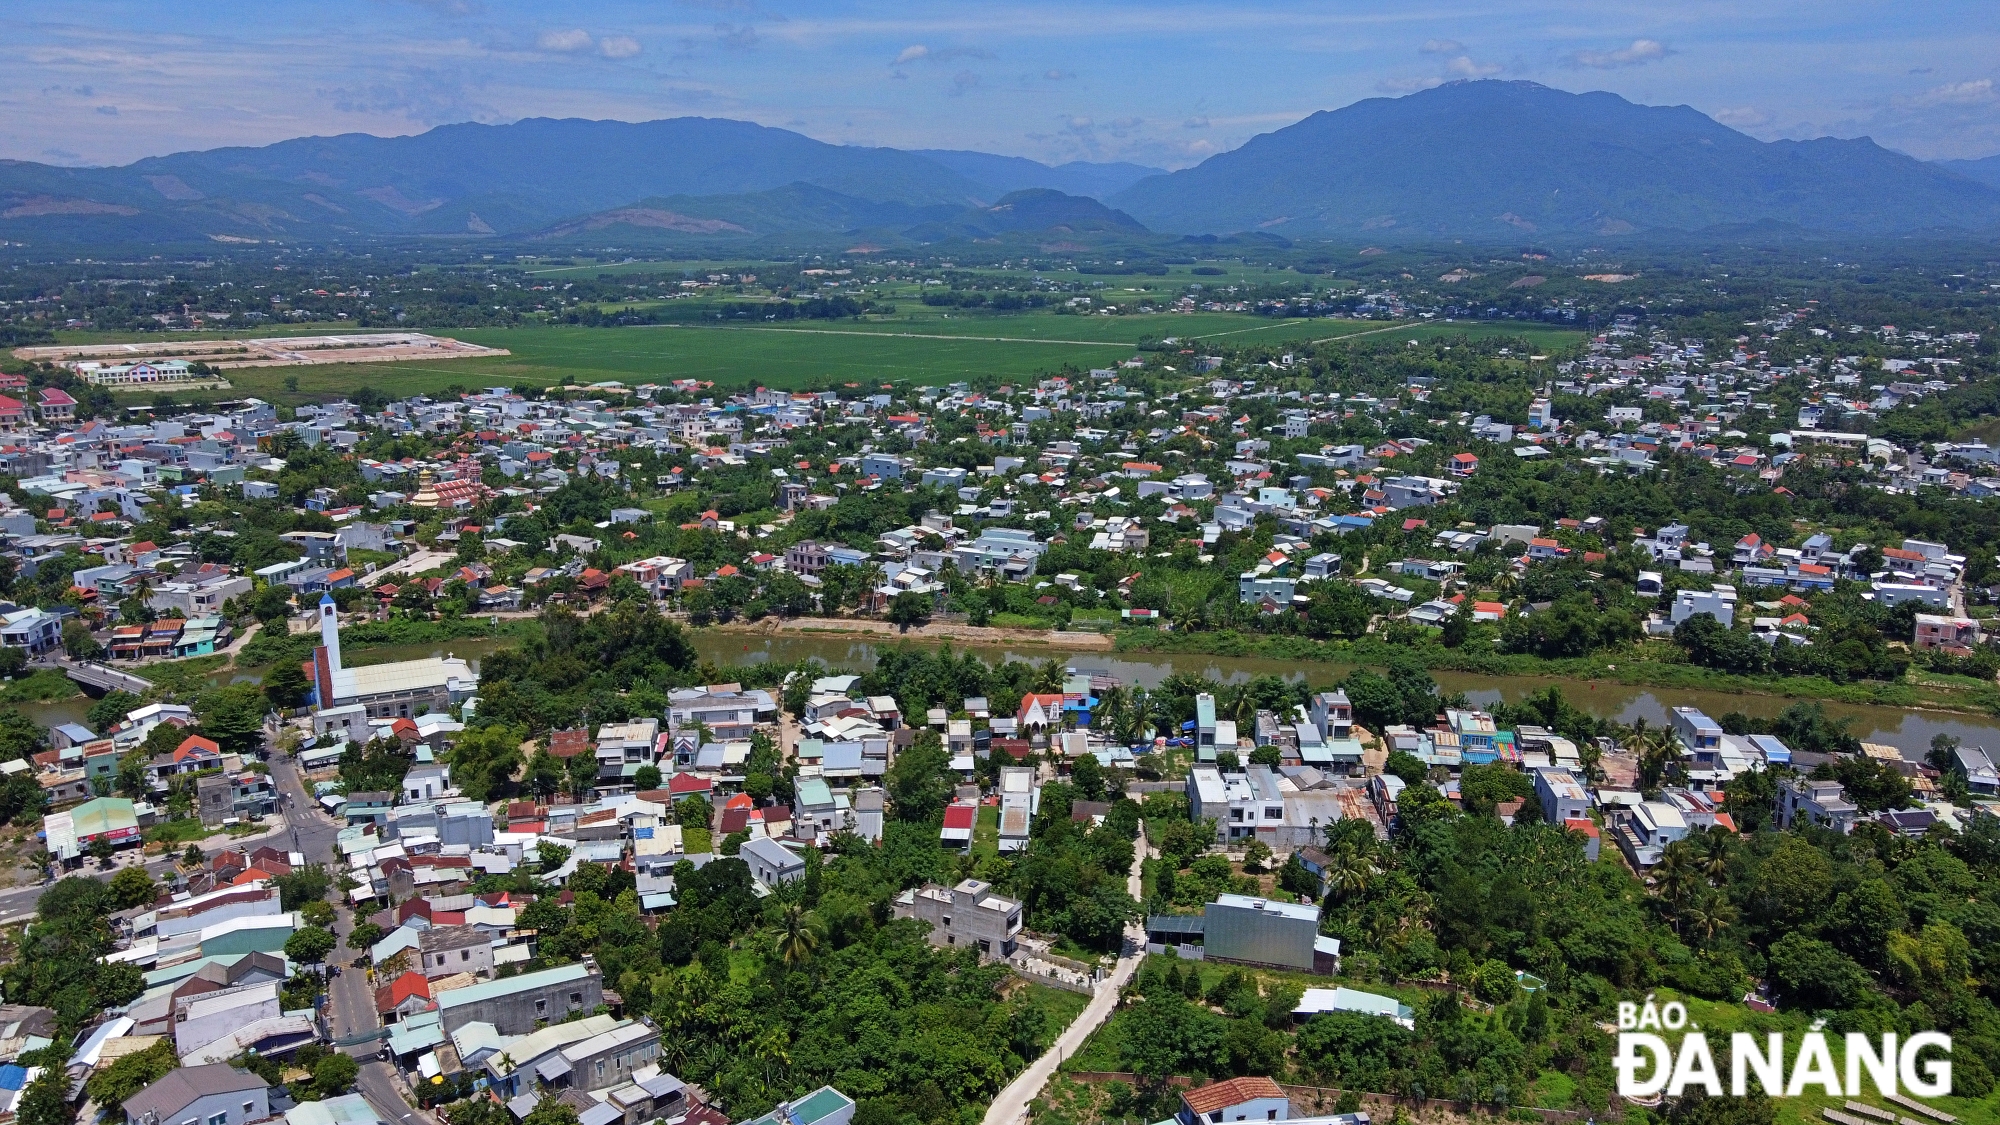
[{"x1": 50, "y1": 311, "x2": 1584, "y2": 402}]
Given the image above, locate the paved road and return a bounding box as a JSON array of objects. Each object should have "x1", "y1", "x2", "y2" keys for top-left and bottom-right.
[
  {"x1": 979, "y1": 821, "x2": 1153, "y2": 1125},
  {"x1": 268, "y1": 741, "x2": 438, "y2": 1125},
  {"x1": 32, "y1": 656, "x2": 153, "y2": 695},
  {"x1": 0, "y1": 749, "x2": 321, "y2": 924}
]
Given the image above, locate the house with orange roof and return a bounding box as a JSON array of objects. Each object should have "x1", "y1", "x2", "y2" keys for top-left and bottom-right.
[
  {"x1": 375, "y1": 970, "x2": 434, "y2": 1023},
  {"x1": 1017, "y1": 693, "x2": 1066, "y2": 735}
]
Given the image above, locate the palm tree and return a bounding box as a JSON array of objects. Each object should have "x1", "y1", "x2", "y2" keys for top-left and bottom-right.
[
  {"x1": 1168, "y1": 597, "x2": 1205, "y2": 633},
  {"x1": 1032, "y1": 659, "x2": 1065, "y2": 694},
  {"x1": 777, "y1": 904, "x2": 820, "y2": 967},
  {"x1": 1682, "y1": 892, "x2": 1739, "y2": 943},
  {"x1": 1221, "y1": 683, "x2": 1257, "y2": 730},
  {"x1": 1638, "y1": 728, "x2": 1680, "y2": 790},
  {"x1": 1116, "y1": 689, "x2": 1149, "y2": 746},
  {"x1": 1696, "y1": 827, "x2": 1732, "y2": 885},
  {"x1": 1094, "y1": 685, "x2": 1127, "y2": 736},
  {"x1": 1323, "y1": 843, "x2": 1378, "y2": 902},
  {"x1": 1653, "y1": 841, "x2": 1702, "y2": 927}
]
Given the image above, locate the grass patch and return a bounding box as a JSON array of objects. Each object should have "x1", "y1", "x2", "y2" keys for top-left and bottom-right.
[
  {"x1": 144, "y1": 817, "x2": 212, "y2": 845},
  {"x1": 973, "y1": 801, "x2": 999, "y2": 860},
  {"x1": 683, "y1": 826, "x2": 713, "y2": 854},
  {"x1": 236, "y1": 615, "x2": 530, "y2": 671},
  {"x1": 1527, "y1": 1068, "x2": 1576, "y2": 1110},
  {"x1": 1014, "y1": 983, "x2": 1091, "y2": 1051},
  {"x1": 0, "y1": 668, "x2": 82, "y2": 705},
  {"x1": 133, "y1": 655, "x2": 232, "y2": 695},
  {"x1": 989, "y1": 612, "x2": 1058, "y2": 630}
]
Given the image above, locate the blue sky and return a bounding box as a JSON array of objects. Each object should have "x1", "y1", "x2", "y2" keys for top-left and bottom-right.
[{"x1": 8, "y1": 0, "x2": 2000, "y2": 168}]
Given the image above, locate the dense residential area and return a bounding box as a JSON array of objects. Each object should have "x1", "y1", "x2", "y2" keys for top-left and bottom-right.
[{"x1": 1, "y1": 263, "x2": 2000, "y2": 1125}]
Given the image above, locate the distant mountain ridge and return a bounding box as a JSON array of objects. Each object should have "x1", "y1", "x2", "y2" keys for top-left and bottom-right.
[
  {"x1": 909, "y1": 151, "x2": 1163, "y2": 200},
  {"x1": 1939, "y1": 154, "x2": 2000, "y2": 190},
  {"x1": 1109, "y1": 81, "x2": 2000, "y2": 238},
  {"x1": 6, "y1": 87, "x2": 1999, "y2": 248}
]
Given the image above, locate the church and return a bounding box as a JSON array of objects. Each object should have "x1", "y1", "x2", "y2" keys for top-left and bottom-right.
[{"x1": 307, "y1": 594, "x2": 478, "y2": 732}]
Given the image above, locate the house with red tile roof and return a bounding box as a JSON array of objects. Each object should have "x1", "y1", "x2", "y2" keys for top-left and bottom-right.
[
  {"x1": 1180, "y1": 1077, "x2": 1289, "y2": 1124},
  {"x1": 35, "y1": 388, "x2": 75, "y2": 424},
  {"x1": 375, "y1": 970, "x2": 434, "y2": 1023}
]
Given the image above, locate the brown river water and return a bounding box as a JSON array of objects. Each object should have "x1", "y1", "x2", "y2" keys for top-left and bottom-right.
[{"x1": 19, "y1": 631, "x2": 1997, "y2": 760}]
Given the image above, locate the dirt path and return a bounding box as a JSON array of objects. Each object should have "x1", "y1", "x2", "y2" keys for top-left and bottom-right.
[{"x1": 713, "y1": 616, "x2": 1114, "y2": 650}]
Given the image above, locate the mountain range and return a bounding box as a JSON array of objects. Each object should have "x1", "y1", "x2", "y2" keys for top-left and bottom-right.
[
  {"x1": 1108, "y1": 81, "x2": 2000, "y2": 239},
  {"x1": 4, "y1": 81, "x2": 1999, "y2": 249}
]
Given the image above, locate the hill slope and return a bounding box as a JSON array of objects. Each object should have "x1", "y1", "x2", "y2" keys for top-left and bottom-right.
[
  {"x1": 528, "y1": 183, "x2": 958, "y2": 244},
  {"x1": 910, "y1": 150, "x2": 1163, "y2": 199},
  {"x1": 529, "y1": 185, "x2": 1147, "y2": 247},
  {"x1": 1109, "y1": 81, "x2": 2000, "y2": 238},
  {"x1": 1940, "y1": 154, "x2": 2000, "y2": 190},
  {"x1": 0, "y1": 117, "x2": 989, "y2": 244}
]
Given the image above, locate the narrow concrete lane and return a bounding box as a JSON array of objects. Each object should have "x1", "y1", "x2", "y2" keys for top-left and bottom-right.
[{"x1": 980, "y1": 820, "x2": 1153, "y2": 1125}]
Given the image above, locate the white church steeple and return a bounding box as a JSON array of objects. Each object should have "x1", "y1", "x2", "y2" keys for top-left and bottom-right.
[{"x1": 318, "y1": 592, "x2": 342, "y2": 673}]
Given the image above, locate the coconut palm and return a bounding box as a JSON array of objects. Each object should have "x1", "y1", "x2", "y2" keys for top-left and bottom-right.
[
  {"x1": 1653, "y1": 841, "x2": 1703, "y2": 927},
  {"x1": 1696, "y1": 827, "x2": 1732, "y2": 885},
  {"x1": 1637, "y1": 727, "x2": 1680, "y2": 790},
  {"x1": 1323, "y1": 843, "x2": 1379, "y2": 902},
  {"x1": 1220, "y1": 683, "x2": 1257, "y2": 730},
  {"x1": 1032, "y1": 659, "x2": 1065, "y2": 694},
  {"x1": 1093, "y1": 685, "x2": 1126, "y2": 735},
  {"x1": 777, "y1": 904, "x2": 820, "y2": 967},
  {"x1": 1682, "y1": 891, "x2": 1739, "y2": 943},
  {"x1": 1116, "y1": 687, "x2": 1150, "y2": 746}
]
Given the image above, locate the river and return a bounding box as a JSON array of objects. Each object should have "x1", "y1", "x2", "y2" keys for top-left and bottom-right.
[
  {"x1": 691, "y1": 632, "x2": 2000, "y2": 756},
  {"x1": 19, "y1": 629, "x2": 1995, "y2": 761}
]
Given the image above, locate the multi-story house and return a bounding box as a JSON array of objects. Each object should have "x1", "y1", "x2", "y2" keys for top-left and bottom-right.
[
  {"x1": 891, "y1": 878, "x2": 1023, "y2": 959},
  {"x1": 1778, "y1": 778, "x2": 1859, "y2": 834}
]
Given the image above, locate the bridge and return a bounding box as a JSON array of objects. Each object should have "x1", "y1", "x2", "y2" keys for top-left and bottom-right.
[{"x1": 35, "y1": 657, "x2": 154, "y2": 696}]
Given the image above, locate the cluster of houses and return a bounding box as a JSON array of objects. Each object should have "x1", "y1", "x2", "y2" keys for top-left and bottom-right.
[{"x1": 36, "y1": 705, "x2": 278, "y2": 865}]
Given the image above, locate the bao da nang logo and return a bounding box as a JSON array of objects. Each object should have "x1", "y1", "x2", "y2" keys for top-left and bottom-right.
[{"x1": 1615, "y1": 996, "x2": 1953, "y2": 1099}]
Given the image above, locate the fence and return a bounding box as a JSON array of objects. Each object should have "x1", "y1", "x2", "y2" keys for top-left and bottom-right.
[{"x1": 1011, "y1": 963, "x2": 1097, "y2": 995}]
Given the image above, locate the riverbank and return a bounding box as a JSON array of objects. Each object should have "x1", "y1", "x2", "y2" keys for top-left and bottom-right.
[{"x1": 1111, "y1": 629, "x2": 2000, "y2": 716}]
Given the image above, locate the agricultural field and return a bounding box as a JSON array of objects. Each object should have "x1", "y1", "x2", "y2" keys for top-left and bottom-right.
[{"x1": 41, "y1": 306, "x2": 1583, "y2": 403}]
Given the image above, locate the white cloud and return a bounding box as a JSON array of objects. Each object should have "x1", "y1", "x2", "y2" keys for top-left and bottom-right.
[
  {"x1": 1572, "y1": 38, "x2": 1669, "y2": 69},
  {"x1": 1712, "y1": 106, "x2": 1771, "y2": 128},
  {"x1": 1044, "y1": 68, "x2": 1073, "y2": 81},
  {"x1": 1420, "y1": 39, "x2": 1463, "y2": 55},
  {"x1": 894, "y1": 44, "x2": 928, "y2": 64},
  {"x1": 536, "y1": 28, "x2": 594, "y2": 53},
  {"x1": 1445, "y1": 55, "x2": 1500, "y2": 78},
  {"x1": 599, "y1": 35, "x2": 641, "y2": 59},
  {"x1": 1914, "y1": 79, "x2": 1995, "y2": 107},
  {"x1": 1377, "y1": 75, "x2": 1444, "y2": 94},
  {"x1": 1183, "y1": 115, "x2": 1209, "y2": 129}
]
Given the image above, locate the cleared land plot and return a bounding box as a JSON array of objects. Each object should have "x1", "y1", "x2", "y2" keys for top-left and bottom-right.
[{"x1": 15, "y1": 332, "x2": 508, "y2": 370}]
